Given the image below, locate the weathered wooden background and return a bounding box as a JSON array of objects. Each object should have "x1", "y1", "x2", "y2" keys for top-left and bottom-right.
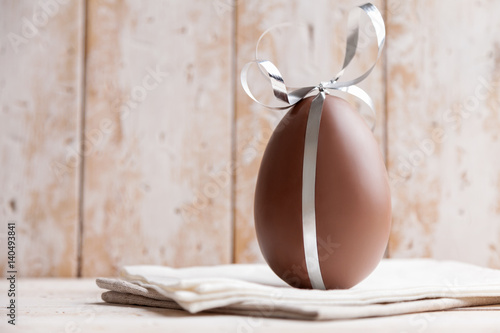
[{"x1": 1, "y1": 0, "x2": 499, "y2": 277}]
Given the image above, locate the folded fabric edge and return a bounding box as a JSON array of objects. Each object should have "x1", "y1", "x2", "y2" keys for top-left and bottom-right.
[
  {"x1": 102, "y1": 291, "x2": 182, "y2": 311},
  {"x1": 117, "y1": 271, "x2": 500, "y2": 303},
  {"x1": 100, "y1": 290, "x2": 500, "y2": 321},
  {"x1": 101, "y1": 291, "x2": 319, "y2": 320},
  {"x1": 97, "y1": 277, "x2": 500, "y2": 314},
  {"x1": 97, "y1": 277, "x2": 175, "y2": 302},
  {"x1": 98, "y1": 279, "x2": 320, "y2": 318},
  {"x1": 125, "y1": 279, "x2": 500, "y2": 310},
  {"x1": 315, "y1": 296, "x2": 500, "y2": 321}
]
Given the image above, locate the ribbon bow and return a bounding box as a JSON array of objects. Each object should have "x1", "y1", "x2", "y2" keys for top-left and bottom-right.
[{"x1": 241, "y1": 3, "x2": 386, "y2": 290}]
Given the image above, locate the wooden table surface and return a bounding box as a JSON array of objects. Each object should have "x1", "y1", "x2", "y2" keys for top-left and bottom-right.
[{"x1": 1, "y1": 278, "x2": 500, "y2": 333}]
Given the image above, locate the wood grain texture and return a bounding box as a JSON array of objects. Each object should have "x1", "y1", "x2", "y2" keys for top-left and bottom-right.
[
  {"x1": 0, "y1": 0, "x2": 84, "y2": 276},
  {"x1": 81, "y1": 0, "x2": 233, "y2": 276},
  {"x1": 4, "y1": 0, "x2": 500, "y2": 277},
  {"x1": 234, "y1": 0, "x2": 387, "y2": 263},
  {"x1": 386, "y1": 0, "x2": 500, "y2": 267},
  {"x1": 1, "y1": 278, "x2": 500, "y2": 332}
]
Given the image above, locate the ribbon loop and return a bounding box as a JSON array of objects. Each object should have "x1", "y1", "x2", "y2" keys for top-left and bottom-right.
[
  {"x1": 241, "y1": 3, "x2": 385, "y2": 290},
  {"x1": 241, "y1": 2, "x2": 385, "y2": 119}
]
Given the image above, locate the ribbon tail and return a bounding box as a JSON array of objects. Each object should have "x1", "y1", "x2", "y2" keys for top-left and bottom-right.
[{"x1": 302, "y1": 91, "x2": 327, "y2": 290}]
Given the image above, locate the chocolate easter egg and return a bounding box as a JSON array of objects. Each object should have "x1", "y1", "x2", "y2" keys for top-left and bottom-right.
[{"x1": 254, "y1": 95, "x2": 391, "y2": 289}]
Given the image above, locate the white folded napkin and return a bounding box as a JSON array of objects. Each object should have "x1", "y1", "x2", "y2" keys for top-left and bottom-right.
[{"x1": 96, "y1": 259, "x2": 500, "y2": 320}]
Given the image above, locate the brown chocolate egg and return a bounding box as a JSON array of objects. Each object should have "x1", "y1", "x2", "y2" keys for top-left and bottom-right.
[{"x1": 254, "y1": 95, "x2": 391, "y2": 289}]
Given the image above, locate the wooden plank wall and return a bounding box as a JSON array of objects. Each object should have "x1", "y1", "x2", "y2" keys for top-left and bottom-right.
[
  {"x1": 0, "y1": 0, "x2": 84, "y2": 276},
  {"x1": 386, "y1": 0, "x2": 500, "y2": 267},
  {"x1": 1, "y1": 0, "x2": 499, "y2": 277},
  {"x1": 82, "y1": 0, "x2": 233, "y2": 276}
]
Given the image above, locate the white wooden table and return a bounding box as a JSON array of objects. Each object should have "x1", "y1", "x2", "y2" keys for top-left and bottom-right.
[{"x1": 1, "y1": 279, "x2": 500, "y2": 333}]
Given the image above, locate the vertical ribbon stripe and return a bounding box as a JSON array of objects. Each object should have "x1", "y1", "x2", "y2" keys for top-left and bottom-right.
[{"x1": 302, "y1": 91, "x2": 327, "y2": 289}]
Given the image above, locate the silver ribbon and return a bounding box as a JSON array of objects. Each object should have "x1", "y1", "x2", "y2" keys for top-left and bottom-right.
[{"x1": 241, "y1": 3, "x2": 385, "y2": 290}]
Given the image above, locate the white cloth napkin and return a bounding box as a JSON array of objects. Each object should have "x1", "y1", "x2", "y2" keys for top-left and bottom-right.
[{"x1": 96, "y1": 259, "x2": 500, "y2": 320}]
